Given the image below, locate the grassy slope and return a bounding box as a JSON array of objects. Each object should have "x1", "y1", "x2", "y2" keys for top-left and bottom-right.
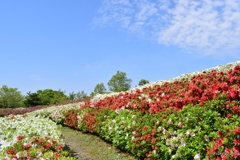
[{"x1": 61, "y1": 126, "x2": 138, "y2": 160}]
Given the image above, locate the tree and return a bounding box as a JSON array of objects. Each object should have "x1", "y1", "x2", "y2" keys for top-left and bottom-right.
[
  {"x1": 68, "y1": 92, "x2": 76, "y2": 101},
  {"x1": 0, "y1": 85, "x2": 24, "y2": 108},
  {"x1": 94, "y1": 83, "x2": 106, "y2": 94},
  {"x1": 37, "y1": 89, "x2": 54, "y2": 105},
  {"x1": 25, "y1": 89, "x2": 69, "y2": 106},
  {"x1": 108, "y1": 71, "x2": 132, "y2": 92},
  {"x1": 24, "y1": 92, "x2": 41, "y2": 107},
  {"x1": 50, "y1": 90, "x2": 69, "y2": 104},
  {"x1": 90, "y1": 83, "x2": 107, "y2": 97},
  {"x1": 138, "y1": 79, "x2": 150, "y2": 86},
  {"x1": 76, "y1": 91, "x2": 88, "y2": 100}
]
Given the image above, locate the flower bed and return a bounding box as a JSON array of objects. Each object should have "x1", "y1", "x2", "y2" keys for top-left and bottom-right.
[
  {"x1": 28, "y1": 61, "x2": 240, "y2": 159},
  {"x1": 0, "y1": 114, "x2": 76, "y2": 159}
]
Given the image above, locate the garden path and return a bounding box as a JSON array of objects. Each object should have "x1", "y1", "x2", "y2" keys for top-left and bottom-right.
[{"x1": 61, "y1": 126, "x2": 137, "y2": 160}]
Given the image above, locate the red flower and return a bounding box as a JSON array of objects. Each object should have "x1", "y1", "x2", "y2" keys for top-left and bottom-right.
[
  {"x1": 232, "y1": 106, "x2": 239, "y2": 114},
  {"x1": 221, "y1": 154, "x2": 227, "y2": 160},
  {"x1": 6, "y1": 149, "x2": 15, "y2": 155},
  {"x1": 234, "y1": 139, "x2": 240, "y2": 145},
  {"x1": 57, "y1": 144, "x2": 64, "y2": 151},
  {"x1": 227, "y1": 113, "x2": 232, "y2": 118},
  {"x1": 234, "y1": 127, "x2": 240, "y2": 135},
  {"x1": 234, "y1": 65, "x2": 240, "y2": 71},
  {"x1": 142, "y1": 126, "x2": 147, "y2": 131},
  {"x1": 55, "y1": 153, "x2": 61, "y2": 158},
  {"x1": 226, "y1": 104, "x2": 230, "y2": 110},
  {"x1": 178, "y1": 122, "x2": 182, "y2": 128},
  {"x1": 36, "y1": 138, "x2": 43, "y2": 145},
  {"x1": 232, "y1": 146, "x2": 240, "y2": 158},
  {"x1": 17, "y1": 135, "x2": 24, "y2": 141},
  {"x1": 225, "y1": 148, "x2": 230, "y2": 154},
  {"x1": 218, "y1": 131, "x2": 223, "y2": 136}
]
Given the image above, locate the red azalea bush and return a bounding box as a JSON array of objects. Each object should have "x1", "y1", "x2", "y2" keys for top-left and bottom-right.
[
  {"x1": 64, "y1": 109, "x2": 79, "y2": 129},
  {"x1": 11, "y1": 63, "x2": 237, "y2": 159},
  {"x1": 56, "y1": 64, "x2": 240, "y2": 159},
  {"x1": 80, "y1": 66, "x2": 240, "y2": 115}
]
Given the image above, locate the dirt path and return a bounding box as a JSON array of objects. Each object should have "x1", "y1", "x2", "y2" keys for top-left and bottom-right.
[{"x1": 61, "y1": 126, "x2": 138, "y2": 160}]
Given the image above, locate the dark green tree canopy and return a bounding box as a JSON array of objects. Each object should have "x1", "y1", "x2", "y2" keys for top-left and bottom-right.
[
  {"x1": 138, "y1": 79, "x2": 150, "y2": 86},
  {"x1": 90, "y1": 83, "x2": 107, "y2": 97},
  {"x1": 0, "y1": 85, "x2": 24, "y2": 108},
  {"x1": 24, "y1": 92, "x2": 41, "y2": 107},
  {"x1": 108, "y1": 71, "x2": 132, "y2": 92},
  {"x1": 24, "y1": 89, "x2": 69, "y2": 107},
  {"x1": 68, "y1": 92, "x2": 76, "y2": 101},
  {"x1": 94, "y1": 83, "x2": 106, "y2": 94},
  {"x1": 75, "y1": 90, "x2": 88, "y2": 100}
]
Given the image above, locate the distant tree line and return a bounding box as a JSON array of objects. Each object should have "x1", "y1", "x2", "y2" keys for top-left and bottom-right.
[{"x1": 0, "y1": 70, "x2": 150, "y2": 108}]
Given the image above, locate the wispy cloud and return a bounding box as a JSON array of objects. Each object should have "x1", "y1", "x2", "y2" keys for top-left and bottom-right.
[{"x1": 96, "y1": 0, "x2": 240, "y2": 56}]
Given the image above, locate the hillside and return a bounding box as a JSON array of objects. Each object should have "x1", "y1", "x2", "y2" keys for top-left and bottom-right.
[{"x1": 2, "y1": 61, "x2": 239, "y2": 160}]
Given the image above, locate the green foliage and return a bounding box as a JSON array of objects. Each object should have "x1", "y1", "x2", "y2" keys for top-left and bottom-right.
[
  {"x1": 24, "y1": 92, "x2": 41, "y2": 107},
  {"x1": 94, "y1": 83, "x2": 106, "y2": 94},
  {"x1": 50, "y1": 90, "x2": 69, "y2": 104},
  {"x1": 0, "y1": 85, "x2": 24, "y2": 108},
  {"x1": 68, "y1": 92, "x2": 76, "y2": 101},
  {"x1": 75, "y1": 91, "x2": 88, "y2": 100},
  {"x1": 90, "y1": 83, "x2": 107, "y2": 97},
  {"x1": 68, "y1": 91, "x2": 88, "y2": 101},
  {"x1": 138, "y1": 79, "x2": 149, "y2": 86},
  {"x1": 108, "y1": 71, "x2": 132, "y2": 92},
  {"x1": 24, "y1": 89, "x2": 69, "y2": 107}
]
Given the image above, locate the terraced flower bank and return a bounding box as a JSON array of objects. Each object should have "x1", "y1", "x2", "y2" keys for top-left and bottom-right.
[
  {"x1": 27, "y1": 61, "x2": 240, "y2": 159},
  {"x1": 0, "y1": 115, "x2": 76, "y2": 159}
]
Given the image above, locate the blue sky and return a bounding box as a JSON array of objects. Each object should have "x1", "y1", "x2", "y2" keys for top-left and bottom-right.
[{"x1": 0, "y1": 0, "x2": 239, "y2": 96}]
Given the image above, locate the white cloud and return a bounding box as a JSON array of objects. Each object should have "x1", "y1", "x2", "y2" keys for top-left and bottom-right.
[{"x1": 97, "y1": 0, "x2": 240, "y2": 56}]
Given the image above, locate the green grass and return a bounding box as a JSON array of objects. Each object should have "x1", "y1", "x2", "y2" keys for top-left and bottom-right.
[{"x1": 61, "y1": 126, "x2": 138, "y2": 160}]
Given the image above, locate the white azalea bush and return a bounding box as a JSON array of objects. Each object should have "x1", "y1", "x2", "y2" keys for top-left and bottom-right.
[
  {"x1": 27, "y1": 102, "x2": 82, "y2": 125},
  {"x1": 0, "y1": 115, "x2": 76, "y2": 159}
]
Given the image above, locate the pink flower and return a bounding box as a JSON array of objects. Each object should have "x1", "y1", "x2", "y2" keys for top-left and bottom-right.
[
  {"x1": 225, "y1": 148, "x2": 230, "y2": 154},
  {"x1": 221, "y1": 154, "x2": 227, "y2": 160}
]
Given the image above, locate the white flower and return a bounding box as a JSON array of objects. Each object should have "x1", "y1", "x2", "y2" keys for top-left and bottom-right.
[
  {"x1": 153, "y1": 150, "x2": 156, "y2": 154},
  {"x1": 186, "y1": 130, "x2": 190, "y2": 135},
  {"x1": 205, "y1": 137, "x2": 209, "y2": 141},
  {"x1": 168, "y1": 119, "x2": 173, "y2": 124},
  {"x1": 194, "y1": 153, "x2": 200, "y2": 159},
  {"x1": 162, "y1": 127, "x2": 166, "y2": 134},
  {"x1": 168, "y1": 148, "x2": 172, "y2": 154},
  {"x1": 16, "y1": 153, "x2": 20, "y2": 158},
  {"x1": 191, "y1": 132, "x2": 195, "y2": 137},
  {"x1": 112, "y1": 119, "x2": 116, "y2": 123},
  {"x1": 181, "y1": 140, "x2": 186, "y2": 147}
]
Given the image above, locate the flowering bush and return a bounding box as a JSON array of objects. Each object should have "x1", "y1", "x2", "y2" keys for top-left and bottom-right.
[
  {"x1": 0, "y1": 115, "x2": 76, "y2": 159},
  {"x1": 25, "y1": 61, "x2": 240, "y2": 159},
  {"x1": 80, "y1": 65, "x2": 240, "y2": 116}
]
